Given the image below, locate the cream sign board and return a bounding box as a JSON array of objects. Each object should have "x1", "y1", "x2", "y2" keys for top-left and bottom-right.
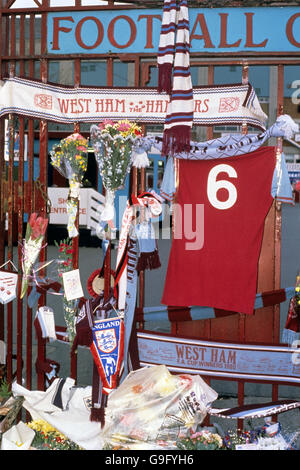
[{"x1": 48, "y1": 187, "x2": 89, "y2": 226}]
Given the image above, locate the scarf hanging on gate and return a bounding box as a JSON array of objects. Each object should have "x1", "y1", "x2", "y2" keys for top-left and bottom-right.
[
  {"x1": 114, "y1": 195, "x2": 161, "y2": 382},
  {"x1": 70, "y1": 294, "x2": 116, "y2": 426},
  {"x1": 135, "y1": 287, "x2": 297, "y2": 324},
  {"x1": 158, "y1": 0, "x2": 194, "y2": 156},
  {"x1": 135, "y1": 220, "x2": 161, "y2": 273},
  {"x1": 114, "y1": 192, "x2": 162, "y2": 311},
  {"x1": 137, "y1": 114, "x2": 299, "y2": 161},
  {"x1": 120, "y1": 238, "x2": 139, "y2": 382}
]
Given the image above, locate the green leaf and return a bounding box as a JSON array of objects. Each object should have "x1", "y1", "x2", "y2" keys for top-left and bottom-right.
[
  {"x1": 0, "y1": 379, "x2": 11, "y2": 401},
  {"x1": 24, "y1": 221, "x2": 31, "y2": 242}
]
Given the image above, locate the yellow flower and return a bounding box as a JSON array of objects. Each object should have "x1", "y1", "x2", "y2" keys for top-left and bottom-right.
[
  {"x1": 152, "y1": 375, "x2": 177, "y2": 396},
  {"x1": 27, "y1": 419, "x2": 58, "y2": 434},
  {"x1": 27, "y1": 419, "x2": 71, "y2": 442}
]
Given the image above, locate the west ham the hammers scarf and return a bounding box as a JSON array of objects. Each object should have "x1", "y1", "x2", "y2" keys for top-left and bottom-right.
[{"x1": 158, "y1": 0, "x2": 194, "y2": 156}]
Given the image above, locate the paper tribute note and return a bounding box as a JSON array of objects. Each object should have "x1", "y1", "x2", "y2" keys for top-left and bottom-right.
[
  {"x1": 36, "y1": 306, "x2": 57, "y2": 342},
  {"x1": 0, "y1": 271, "x2": 18, "y2": 304},
  {"x1": 62, "y1": 269, "x2": 84, "y2": 301}
]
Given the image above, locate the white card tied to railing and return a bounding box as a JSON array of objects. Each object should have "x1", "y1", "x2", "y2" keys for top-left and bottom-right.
[
  {"x1": 0, "y1": 77, "x2": 267, "y2": 130},
  {"x1": 62, "y1": 269, "x2": 84, "y2": 302},
  {"x1": 0, "y1": 261, "x2": 18, "y2": 304}
]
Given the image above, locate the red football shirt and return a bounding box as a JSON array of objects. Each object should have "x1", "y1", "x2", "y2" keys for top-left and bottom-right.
[{"x1": 161, "y1": 147, "x2": 276, "y2": 315}]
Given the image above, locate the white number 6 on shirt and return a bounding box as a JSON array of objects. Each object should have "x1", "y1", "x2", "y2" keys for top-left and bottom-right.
[{"x1": 207, "y1": 164, "x2": 238, "y2": 210}]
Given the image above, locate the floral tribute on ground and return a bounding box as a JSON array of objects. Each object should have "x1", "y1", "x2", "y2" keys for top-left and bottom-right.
[
  {"x1": 90, "y1": 119, "x2": 145, "y2": 238},
  {"x1": 101, "y1": 365, "x2": 218, "y2": 450},
  {"x1": 50, "y1": 133, "x2": 88, "y2": 238},
  {"x1": 176, "y1": 429, "x2": 223, "y2": 450},
  {"x1": 27, "y1": 419, "x2": 82, "y2": 450}
]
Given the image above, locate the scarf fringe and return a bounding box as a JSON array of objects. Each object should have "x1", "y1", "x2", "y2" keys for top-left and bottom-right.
[
  {"x1": 90, "y1": 406, "x2": 106, "y2": 427},
  {"x1": 136, "y1": 250, "x2": 161, "y2": 272},
  {"x1": 158, "y1": 63, "x2": 173, "y2": 95},
  {"x1": 90, "y1": 391, "x2": 108, "y2": 427},
  {"x1": 162, "y1": 126, "x2": 191, "y2": 156}
]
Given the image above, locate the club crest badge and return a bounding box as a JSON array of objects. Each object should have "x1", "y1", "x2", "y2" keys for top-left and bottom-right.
[{"x1": 95, "y1": 328, "x2": 117, "y2": 354}]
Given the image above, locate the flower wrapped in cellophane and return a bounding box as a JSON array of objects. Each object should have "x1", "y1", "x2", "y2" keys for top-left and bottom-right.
[
  {"x1": 102, "y1": 365, "x2": 218, "y2": 450},
  {"x1": 20, "y1": 213, "x2": 48, "y2": 299},
  {"x1": 50, "y1": 133, "x2": 88, "y2": 238},
  {"x1": 90, "y1": 120, "x2": 143, "y2": 238},
  {"x1": 55, "y1": 238, "x2": 78, "y2": 345}
]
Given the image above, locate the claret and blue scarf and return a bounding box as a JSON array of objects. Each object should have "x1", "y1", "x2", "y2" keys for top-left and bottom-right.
[{"x1": 158, "y1": 0, "x2": 194, "y2": 156}]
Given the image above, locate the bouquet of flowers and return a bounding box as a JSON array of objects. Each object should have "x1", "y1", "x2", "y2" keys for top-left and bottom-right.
[
  {"x1": 27, "y1": 419, "x2": 82, "y2": 450},
  {"x1": 20, "y1": 213, "x2": 48, "y2": 299},
  {"x1": 50, "y1": 133, "x2": 88, "y2": 238},
  {"x1": 177, "y1": 429, "x2": 224, "y2": 451},
  {"x1": 102, "y1": 365, "x2": 217, "y2": 450},
  {"x1": 90, "y1": 120, "x2": 143, "y2": 238},
  {"x1": 55, "y1": 238, "x2": 78, "y2": 344}
]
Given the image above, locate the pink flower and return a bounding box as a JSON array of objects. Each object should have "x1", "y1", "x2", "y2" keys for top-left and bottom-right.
[
  {"x1": 98, "y1": 119, "x2": 114, "y2": 130},
  {"x1": 157, "y1": 440, "x2": 168, "y2": 447},
  {"x1": 179, "y1": 374, "x2": 193, "y2": 385},
  {"x1": 76, "y1": 146, "x2": 87, "y2": 152},
  {"x1": 117, "y1": 122, "x2": 131, "y2": 132},
  {"x1": 119, "y1": 414, "x2": 134, "y2": 427},
  {"x1": 28, "y1": 212, "x2": 38, "y2": 229},
  {"x1": 190, "y1": 432, "x2": 202, "y2": 439},
  {"x1": 29, "y1": 214, "x2": 48, "y2": 240},
  {"x1": 69, "y1": 133, "x2": 84, "y2": 141}
]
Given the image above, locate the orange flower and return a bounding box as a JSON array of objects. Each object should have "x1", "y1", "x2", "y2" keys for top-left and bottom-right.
[{"x1": 132, "y1": 384, "x2": 143, "y2": 393}]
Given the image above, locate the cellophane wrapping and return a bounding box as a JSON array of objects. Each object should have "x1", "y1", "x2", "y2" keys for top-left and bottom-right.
[{"x1": 102, "y1": 365, "x2": 218, "y2": 450}]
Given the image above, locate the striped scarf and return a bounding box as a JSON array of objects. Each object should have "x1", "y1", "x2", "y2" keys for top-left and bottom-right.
[
  {"x1": 135, "y1": 287, "x2": 296, "y2": 324},
  {"x1": 158, "y1": 0, "x2": 194, "y2": 156},
  {"x1": 114, "y1": 192, "x2": 162, "y2": 311}
]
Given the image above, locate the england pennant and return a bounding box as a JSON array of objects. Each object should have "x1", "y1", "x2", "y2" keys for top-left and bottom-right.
[{"x1": 90, "y1": 316, "x2": 124, "y2": 394}]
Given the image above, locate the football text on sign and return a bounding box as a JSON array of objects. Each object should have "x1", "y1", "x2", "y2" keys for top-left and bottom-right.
[{"x1": 47, "y1": 8, "x2": 300, "y2": 54}]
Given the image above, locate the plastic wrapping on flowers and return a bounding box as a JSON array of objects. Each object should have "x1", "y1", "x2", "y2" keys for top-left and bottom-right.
[
  {"x1": 102, "y1": 365, "x2": 218, "y2": 450},
  {"x1": 50, "y1": 133, "x2": 88, "y2": 183},
  {"x1": 90, "y1": 120, "x2": 143, "y2": 238},
  {"x1": 90, "y1": 120, "x2": 143, "y2": 193},
  {"x1": 50, "y1": 134, "x2": 88, "y2": 238}
]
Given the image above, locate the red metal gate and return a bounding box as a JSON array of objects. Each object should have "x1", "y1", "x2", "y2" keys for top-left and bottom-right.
[{"x1": 0, "y1": 1, "x2": 299, "y2": 430}]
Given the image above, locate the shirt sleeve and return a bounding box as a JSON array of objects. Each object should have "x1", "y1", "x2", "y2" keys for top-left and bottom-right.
[{"x1": 271, "y1": 152, "x2": 294, "y2": 204}]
